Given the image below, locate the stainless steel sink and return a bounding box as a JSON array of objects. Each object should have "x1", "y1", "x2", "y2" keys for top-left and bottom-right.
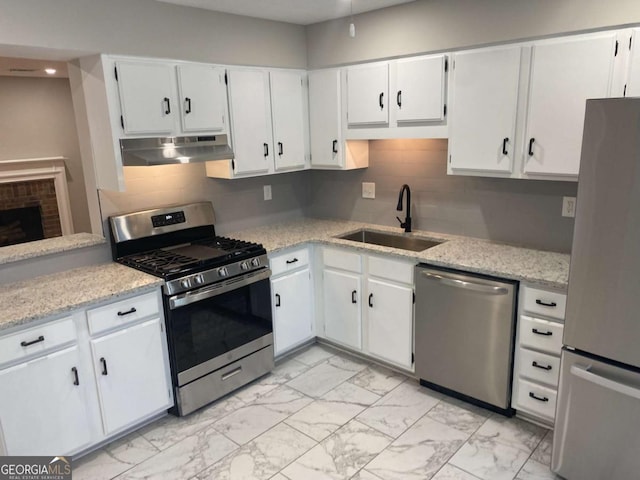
[{"x1": 337, "y1": 229, "x2": 443, "y2": 252}]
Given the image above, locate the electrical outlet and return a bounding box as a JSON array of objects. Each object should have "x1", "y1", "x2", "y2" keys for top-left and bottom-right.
[
  {"x1": 562, "y1": 196, "x2": 576, "y2": 217},
  {"x1": 362, "y1": 182, "x2": 375, "y2": 199},
  {"x1": 263, "y1": 185, "x2": 272, "y2": 201}
]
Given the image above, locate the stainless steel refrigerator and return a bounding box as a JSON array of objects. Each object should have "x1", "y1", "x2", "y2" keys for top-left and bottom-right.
[{"x1": 552, "y1": 98, "x2": 640, "y2": 479}]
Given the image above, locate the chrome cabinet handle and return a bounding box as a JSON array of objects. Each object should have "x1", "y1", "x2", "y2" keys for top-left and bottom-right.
[
  {"x1": 222, "y1": 366, "x2": 242, "y2": 381},
  {"x1": 421, "y1": 272, "x2": 509, "y2": 295}
]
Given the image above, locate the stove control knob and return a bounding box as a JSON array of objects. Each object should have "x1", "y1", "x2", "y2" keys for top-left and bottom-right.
[
  {"x1": 218, "y1": 267, "x2": 229, "y2": 278},
  {"x1": 240, "y1": 261, "x2": 250, "y2": 271},
  {"x1": 251, "y1": 258, "x2": 261, "y2": 268},
  {"x1": 180, "y1": 279, "x2": 191, "y2": 289},
  {"x1": 193, "y1": 274, "x2": 205, "y2": 285}
]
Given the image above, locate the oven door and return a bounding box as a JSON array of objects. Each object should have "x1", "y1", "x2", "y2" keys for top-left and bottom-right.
[{"x1": 165, "y1": 269, "x2": 273, "y2": 387}]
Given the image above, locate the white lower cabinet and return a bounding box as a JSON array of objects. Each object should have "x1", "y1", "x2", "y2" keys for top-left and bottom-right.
[
  {"x1": 270, "y1": 246, "x2": 314, "y2": 356},
  {"x1": 366, "y1": 278, "x2": 413, "y2": 368},
  {"x1": 323, "y1": 269, "x2": 362, "y2": 350},
  {"x1": 90, "y1": 317, "x2": 171, "y2": 434},
  {"x1": 512, "y1": 284, "x2": 566, "y2": 425},
  {"x1": 319, "y1": 247, "x2": 415, "y2": 371},
  {"x1": 0, "y1": 289, "x2": 172, "y2": 456},
  {"x1": 0, "y1": 345, "x2": 92, "y2": 455}
]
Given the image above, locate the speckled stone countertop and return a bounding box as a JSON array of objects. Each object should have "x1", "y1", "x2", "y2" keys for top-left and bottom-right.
[
  {"x1": 230, "y1": 218, "x2": 570, "y2": 290},
  {"x1": 0, "y1": 233, "x2": 106, "y2": 265},
  {"x1": 0, "y1": 263, "x2": 162, "y2": 333}
]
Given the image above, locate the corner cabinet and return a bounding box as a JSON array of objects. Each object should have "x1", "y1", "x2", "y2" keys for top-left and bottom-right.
[
  {"x1": 318, "y1": 246, "x2": 415, "y2": 372},
  {"x1": 269, "y1": 246, "x2": 315, "y2": 356},
  {"x1": 0, "y1": 289, "x2": 172, "y2": 456},
  {"x1": 448, "y1": 32, "x2": 619, "y2": 180},
  {"x1": 206, "y1": 68, "x2": 310, "y2": 179}
]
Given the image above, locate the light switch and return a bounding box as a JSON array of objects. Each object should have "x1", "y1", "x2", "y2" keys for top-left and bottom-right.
[
  {"x1": 264, "y1": 185, "x2": 272, "y2": 201},
  {"x1": 362, "y1": 182, "x2": 375, "y2": 199}
]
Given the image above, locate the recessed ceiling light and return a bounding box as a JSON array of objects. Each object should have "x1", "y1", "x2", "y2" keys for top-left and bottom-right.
[{"x1": 44, "y1": 68, "x2": 57, "y2": 75}]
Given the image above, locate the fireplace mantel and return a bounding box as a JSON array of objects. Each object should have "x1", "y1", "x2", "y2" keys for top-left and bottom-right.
[{"x1": 0, "y1": 157, "x2": 74, "y2": 235}]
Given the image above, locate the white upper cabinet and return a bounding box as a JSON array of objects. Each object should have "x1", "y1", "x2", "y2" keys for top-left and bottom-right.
[
  {"x1": 523, "y1": 33, "x2": 617, "y2": 177},
  {"x1": 347, "y1": 63, "x2": 389, "y2": 126},
  {"x1": 449, "y1": 46, "x2": 522, "y2": 174},
  {"x1": 226, "y1": 69, "x2": 274, "y2": 176},
  {"x1": 395, "y1": 55, "x2": 446, "y2": 123},
  {"x1": 625, "y1": 28, "x2": 640, "y2": 97},
  {"x1": 176, "y1": 64, "x2": 227, "y2": 133},
  {"x1": 309, "y1": 69, "x2": 342, "y2": 168},
  {"x1": 116, "y1": 60, "x2": 177, "y2": 135},
  {"x1": 270, "y1": 71, "x2": 308, "y2": 172}
]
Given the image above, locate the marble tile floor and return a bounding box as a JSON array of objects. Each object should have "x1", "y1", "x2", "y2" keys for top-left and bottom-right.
[{"x1": 73, "y1": 344, "x2": 561, "y2": 480}]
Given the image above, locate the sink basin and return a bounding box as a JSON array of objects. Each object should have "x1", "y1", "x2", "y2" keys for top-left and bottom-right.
[{"x1": 337, "y1": 229, "x2": 443, "y2": 252}]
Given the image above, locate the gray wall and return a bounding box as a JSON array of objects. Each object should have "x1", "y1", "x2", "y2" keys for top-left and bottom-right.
[
  {"x1": 306, "y1": 0, "x2": 640, "y2": 67},
  {"x1": 98, "y1": 164, "x2": 312, "y2": 235},
  {"x1": 308, "y1": 140, "x2": 577, "y2": 252},
  {"x1": 0, "y1": 76, "x2": 91, "y2": 233},
  {"x1": 0, "y1": 0, "x2": 306, "y2": 68}
]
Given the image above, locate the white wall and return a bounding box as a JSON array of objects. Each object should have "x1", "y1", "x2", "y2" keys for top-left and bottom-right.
[
  {"x1": 306, "y1": 0, "x2": 640, "y2": 67},
  {"x1": 0, "y1": 0, "x2": 307, "y2": 68}
]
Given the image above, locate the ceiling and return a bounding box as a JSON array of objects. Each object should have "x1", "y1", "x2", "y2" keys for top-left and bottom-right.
[
  {"x1": 0, "y1": 57, "x2": 68, "y2": 78},
  {"x1": 156, "y1": 0, "x2": 416, "y2": 25}
]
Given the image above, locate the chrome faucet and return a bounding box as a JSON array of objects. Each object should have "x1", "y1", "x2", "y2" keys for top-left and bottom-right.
[{"x1": 396, "y1": 184, "x2": 412, "y2": 233}]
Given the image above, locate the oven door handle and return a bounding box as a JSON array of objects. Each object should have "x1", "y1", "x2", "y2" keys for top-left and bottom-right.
[{"x1": 169, "y1": 268, "x2": 272, "y2": 309}]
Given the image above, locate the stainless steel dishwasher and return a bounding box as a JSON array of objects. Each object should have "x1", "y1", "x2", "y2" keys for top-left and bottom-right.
[{"x1": 415, "y1": 265, "x2": 517, "y2": 415}]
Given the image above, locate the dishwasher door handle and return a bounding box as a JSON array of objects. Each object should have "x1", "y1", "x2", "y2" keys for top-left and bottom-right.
[{"x1": 420, "y1": 271, "x2": 509, "y2": 295}]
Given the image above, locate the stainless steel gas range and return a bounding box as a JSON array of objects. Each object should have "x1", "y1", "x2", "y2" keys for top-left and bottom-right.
[{"x1": 109, "y1": 202, "x2": 274, "y2": 416}]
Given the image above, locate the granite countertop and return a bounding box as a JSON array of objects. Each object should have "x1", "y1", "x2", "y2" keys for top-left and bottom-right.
[
  {"x1": 230, "y1": 218, "x2": 570, "y2": 290},
  {"x1": 0, "y1": 233, "x2": 106, "y2": 265},
  {"x1": 0, "y1": 263, "x2": 162, "y2": 333}
]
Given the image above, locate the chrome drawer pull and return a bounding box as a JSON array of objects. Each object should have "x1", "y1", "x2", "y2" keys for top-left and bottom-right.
[
  {"x1": 532, "y1": 361, "x2": 552, "y2": 371},
  {"x1": 529, "y1": 391, "x2": 549, "y2": 402},
  {"x1": 532, "y1": 328, "x2": 553, "y2": 336},
  {"x1": 222, "y1": 367, "x2": 242, "y2": 381},
  {"x1": 20, "y1": 335, "x2": 44, "y2": 347}
]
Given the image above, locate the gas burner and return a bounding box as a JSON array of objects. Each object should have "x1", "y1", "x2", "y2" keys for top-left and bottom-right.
[{"x1": 121, "y1": 249, "x2": 200, "y2": 274}]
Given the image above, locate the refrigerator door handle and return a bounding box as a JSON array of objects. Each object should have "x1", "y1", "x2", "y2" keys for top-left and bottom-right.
[{"x1": 570, "y1": 364, "x2": 640, "y2": 400}]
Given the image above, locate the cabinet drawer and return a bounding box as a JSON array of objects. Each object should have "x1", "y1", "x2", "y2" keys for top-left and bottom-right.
[
  {"x1": 87, "y1": 291, "x2": 159, "y2": 336},
  {"x1": 518, "y1": 347, "x2": 560, "y2": 387},
  {"x1": 323, "y1": 247, "x2": 362, "y2": 273},
  {"x1": 270, "y1": 247, "x2": 310, "y2": 276},
  {"x1": 522, "y1": 285, "x2": 567, "y2": 320},
  {"x1": 515, "y1": 378, "x2": 557, "y2": 421},
  {"x1": 520, "y1": 315, "x2": 564, "y2": 355},
  {"x1": 368, "y1": 255, "x2": 414, "y2": 284},
  {"x1": 0, "y1": 317, "x2": 76, "y2": 366}
]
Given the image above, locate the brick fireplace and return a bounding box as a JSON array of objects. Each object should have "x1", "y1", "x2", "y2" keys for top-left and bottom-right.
[{"x1": 0, "y1": 157, "x2": 73, "y2": 247}]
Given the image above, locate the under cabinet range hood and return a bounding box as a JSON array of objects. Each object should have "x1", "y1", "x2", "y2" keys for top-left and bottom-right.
[{"x1": 120, "y1": 135, "x2": 234, "y2": 166}]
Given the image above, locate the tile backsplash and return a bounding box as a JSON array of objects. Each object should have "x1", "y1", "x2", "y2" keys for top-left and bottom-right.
[
  {"x1": 98, "y1": 139, "x2": 577, "y2": 252},
  {"x1": 307, "y1": 139, "x2": 577, "y2": 253}
]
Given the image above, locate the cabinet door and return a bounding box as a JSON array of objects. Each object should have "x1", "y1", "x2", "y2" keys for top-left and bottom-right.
[
  {"x1": 91, "y1": 317, "x2": 171, "y2": 434},
  {"x1": 347, "y1": 64, "x2": 389, "y2": 126},
  {"x1": 367, "y1": 279, "x2": 413, "y2": 368},
  {"x1": 227, "y1": 69, "x2": 274, "y2": 175},
  {"x1": 116, "y1": 61, "x2": 176, "y2": 135},
  {"x1": 449, "y1": 46, "x2": 522, "y2": 173},
  {"x1": 523, "y1": 33, "x2": 617, "y2": 176},
  {"x1": 309, "y1": 69, "x2": 342, "y2": 168},
  {"x1": 323, "y1": 270, "x2": 362, "y2": 349},
  {"x1": 272, "y1": 268, "x2": 313, "y2": 356},
  {"x1": 0, "y1": 346, "x2": 92, "y2": 455},
  {"x1": 177, "y1": 65, "x2": 227, "y2": 133},
  {"x1": 271, "y1": 71, "x2": 307, "y2": 171},
  {"x1": 396, "y1": 55, "x2": 446, "y2": 123},
  {"x1": 625, "y1": 28, "x2": 640, "y2": 97}
]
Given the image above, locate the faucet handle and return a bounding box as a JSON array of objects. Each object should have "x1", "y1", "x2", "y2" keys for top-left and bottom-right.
[{"x1": 396, "y1": 216, "x2": 405, "y2": 227}]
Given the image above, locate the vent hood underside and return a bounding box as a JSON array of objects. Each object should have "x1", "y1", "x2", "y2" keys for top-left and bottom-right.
[{"x1": 120, "y1": 135, "x2": 234, "y2": 166}]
